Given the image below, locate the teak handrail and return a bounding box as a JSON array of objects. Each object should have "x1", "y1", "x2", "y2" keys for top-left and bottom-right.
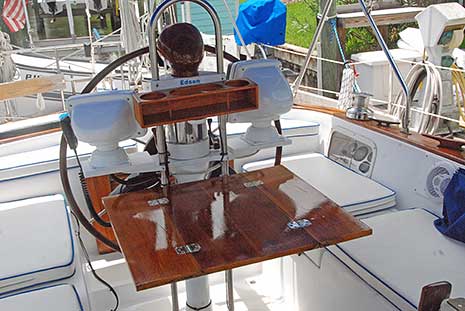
[
  {"x1": 295, "y1": 104, "x2": 465, "y2": 166},
  {"x1": 0, "y1": 74, "x2": 65, "y2": 101}
]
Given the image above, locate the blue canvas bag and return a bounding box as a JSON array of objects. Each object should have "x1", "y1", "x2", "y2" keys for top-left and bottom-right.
[
  {"x1": 434, "y1": 168, "x2": 465, "y2": 243},
  {"x1": 234, "y1": 0, "x2": 286, "y2": 46}
]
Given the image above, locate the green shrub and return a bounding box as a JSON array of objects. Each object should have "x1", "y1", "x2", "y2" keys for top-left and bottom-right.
[{"x1": 285, "y1": 0, "x2": 424, "y2": 56}]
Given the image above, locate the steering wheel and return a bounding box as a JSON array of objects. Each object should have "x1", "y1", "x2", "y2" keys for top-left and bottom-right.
[{"x1": 60, "y1": 46, "x2": 240, "y2": 252}]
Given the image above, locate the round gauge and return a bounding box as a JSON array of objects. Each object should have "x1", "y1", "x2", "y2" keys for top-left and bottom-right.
[
  {"x1": 367, "y1": 152, "x2": 373, "y2": 162},
  {"x1": 359, "y1": 161, "x2": 371, "y2": 174},
  {"x1": 347, "y1": 142, "x2": 358, "y2": 154},
  {"x1": 354, "y1": 146, "x2": 369, "y2": 161}
]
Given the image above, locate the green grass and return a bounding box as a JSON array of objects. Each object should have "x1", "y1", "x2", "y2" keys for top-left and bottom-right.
[{"x1": 286, "y1": 1, "x2": 317, "y2": 48}]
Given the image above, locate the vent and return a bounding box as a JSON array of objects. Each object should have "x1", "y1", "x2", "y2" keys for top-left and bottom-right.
[{"x1": 425, "y1": 162, "x2": 457, "y2": 201}]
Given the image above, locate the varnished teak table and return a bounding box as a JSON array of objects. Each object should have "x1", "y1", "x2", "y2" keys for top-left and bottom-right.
[{"x1": 103, "y1": 165, "x2": 372, "y2": 295}]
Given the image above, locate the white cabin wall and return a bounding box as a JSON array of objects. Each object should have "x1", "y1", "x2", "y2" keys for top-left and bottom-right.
[
  {"x1": 329, "y1": 116, "x2": 464, "y2": 215},
  {"x1": 281, "y1": 251, "x2": 400, "y2": 311},
  {"x1": 296, "y1": 110, "x2": 463, "y2": 215}
]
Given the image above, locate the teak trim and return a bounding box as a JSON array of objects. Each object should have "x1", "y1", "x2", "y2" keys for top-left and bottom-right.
[
  {"x1": 0, "y1": 74, "x2": 65, "y2": 101},
  {"x1": 295, "y1": 104, "x2": 465, "y2": 166}
]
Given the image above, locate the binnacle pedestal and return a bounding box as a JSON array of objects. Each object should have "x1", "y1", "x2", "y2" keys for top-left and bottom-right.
[{"x1": 103, "y1": 166, "x2": 372, "y2": 307}]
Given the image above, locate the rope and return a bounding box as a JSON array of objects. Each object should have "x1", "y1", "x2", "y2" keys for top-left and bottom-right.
[
  {"x1": 219, "y1": 0, "x2": 252, "y2": 58},
  {"x1": 328, "y1": 18, "x2": 345, "y2": 63},
  {"x1": 328, "y1": 17, "x2": 361, "y2": 93},
  {"x1": 391, "y1": 62, "x2": 442, "y2": 134},
  {"x1": 0, "y1": 31, "x2": 18, "y2": 122},
  {"x1": 451, "y1": 64, "x2": 465, "y2": 127},
  {"x1": 0, "y1": 31, "x2": 16, "y2": 83}
]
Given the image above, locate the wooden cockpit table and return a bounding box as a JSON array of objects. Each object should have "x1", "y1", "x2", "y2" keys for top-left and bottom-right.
[{"x1": 103, "y1": 165, "x2": 372, "y2": 293}]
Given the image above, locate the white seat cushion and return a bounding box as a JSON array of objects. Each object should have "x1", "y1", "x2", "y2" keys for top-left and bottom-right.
[
  {"x1": 0, "y1": 195, "x2": 75, "y2": 294},
  {"x1": 243, "y1": 153, "x2": 396, "y2": 215},
  {"x1": 329, "y1": 209, "x2": 465, "y2": 309},
  {"x1": 0, "y1": 133, "x2": 136, "y2": 182},
  {"x1": 212, "y1": 116, "x2": 320, "y2": 137},
  {"x1": 0, "y1": 284, "x2": 83, "y2": 310}
]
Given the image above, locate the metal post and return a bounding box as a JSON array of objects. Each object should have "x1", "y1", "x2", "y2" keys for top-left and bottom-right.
[
  {"x1": 21, "y1": 0, "x2": 34, "y2": 47},
  {"x1": 319, "y1": 0, "x2": 340, "y2": 98},
  {"x1": 147, "y1": 2, "x2": 227, "y2": 311},
  {"x1": 357, "y1": 0, "x2": 410, "y2": 134},
  {"x1": 185, "y1": 2, "x2": 192, "y2": 22},
  {"x1": 65, "y1": 0, "x2": 76, "y2": 41},
  {"x1": 118, "y1": 44, "x2": 126, "y2": 89},
  {"x1": 292, "y1": 0, "x2": 334, "y2": 97},
  {"x1": 219, "y1": 115, "x2": 229, "y2": 176},
  {"x1": 55, "y1": 49, "x2": 66, "y2": 110},
  {"x1": 226, "y1": 270, "x2": 234, "y2": 311},
  {"x1": 153, "y1": 126, "x2": 170, "y2": 186},
  {"x1": 84, "y1": 0, "x2": 96, "y2": 74},
  {"x1": 148, "y1": 0, "x2": 224, "y2": 80},
  {"x1": 171, "y1": 283, "x2": 179, "y2": 311},
  {"x1": 149, "y1": 0, "x2": 227, "y2": 183}
]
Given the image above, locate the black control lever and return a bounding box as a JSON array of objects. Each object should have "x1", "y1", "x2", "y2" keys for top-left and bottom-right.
[{"x1": 59, "y1": 113, "x2": 78, "y2": 151}]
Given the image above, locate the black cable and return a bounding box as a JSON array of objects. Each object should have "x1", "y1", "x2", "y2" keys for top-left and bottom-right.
[
  {"x1": 73, "y1": 150, "x2": 112, "y2": 228},
  {"x1": 60, "y1": 113, "x2": 112, "y2": 229},
  {"x1": 131, "y1": 137, "x2": 147, "y2": 145},
  {"x1": 274, "y1": 120, "x2": 283, "y2": 166},
  {"x1": 209, "y1": 125, "x2": 236, "y2": 177},
  {"x1": 218, "y1": 124, "x2": 226, "y2": 163},
  {"x1": 109, "y1": 173, "x2": 159, "y2": 187},
  {"x1": 110, "y1": 174, "x2": 141, "y2": 185},
  {"x1": 186, "y1": 300, "x2": 212, "y2": 311},
  {"x1": 70, "y1": 212, "x2": 119, "y2": 311},
  {"x1": 60, "y1": 134, "x2": 120, "y2": 252}
]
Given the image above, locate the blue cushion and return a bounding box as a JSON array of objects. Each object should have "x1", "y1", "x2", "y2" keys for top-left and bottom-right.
[{"x1": 435, "y1": 168, "x2": 465, "y2": 243}]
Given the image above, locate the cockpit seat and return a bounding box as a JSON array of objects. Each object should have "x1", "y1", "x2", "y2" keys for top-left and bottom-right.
[
  {"x1": 328, "y1": 209, "x2": 465, "y2": 309},
  {"x1": 0, "y1": 131, "x2": 137, "y2": 203},
  {"x1": 243, "y1": 153, "x2": 396, "y2": 215},
  {"x1": 0, "y1": 194, "x2": 75, "y2": 295},
  {"x1": 0, "y1": 284, "x2": 83, "y2": 310}
]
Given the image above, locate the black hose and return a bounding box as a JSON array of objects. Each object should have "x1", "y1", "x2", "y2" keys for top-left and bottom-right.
[
  {"x1": 59, "y1": 134, "x2": 120, "y2": 252},
  {"x1": 110, "y1": 173, "x2": 159, "y2": 186},
  {"x1": 71, "y1": 212, "x2": 119, "y2": 311},
  {"x1": 78, "y1": 170, "x2": 112, "y2": 228}
]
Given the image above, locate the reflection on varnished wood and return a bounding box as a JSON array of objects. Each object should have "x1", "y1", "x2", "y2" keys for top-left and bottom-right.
[{"x1": 103, "y1": 165, "x2": 371, "y2": 291}]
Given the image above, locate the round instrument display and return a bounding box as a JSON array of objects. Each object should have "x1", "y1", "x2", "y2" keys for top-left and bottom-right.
[
  {"x1": 354, "y1": 146, "x2": 369, "y2": 161},
  {"x1": 359, "y1": 161, "x2": 371, "y2": 174}
]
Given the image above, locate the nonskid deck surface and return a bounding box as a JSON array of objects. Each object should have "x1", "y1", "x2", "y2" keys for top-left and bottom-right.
[
  {"x1": 86, "y1": 256, "x2": 288, "y2": 311},
  {"x1": 118, "y1": 277, "x2": 287, "y2": 311}
]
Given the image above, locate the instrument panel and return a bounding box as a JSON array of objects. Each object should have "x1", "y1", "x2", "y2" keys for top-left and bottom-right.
[{"x1": 328, "y1": 128, "x2": 377, "y2": 177}]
